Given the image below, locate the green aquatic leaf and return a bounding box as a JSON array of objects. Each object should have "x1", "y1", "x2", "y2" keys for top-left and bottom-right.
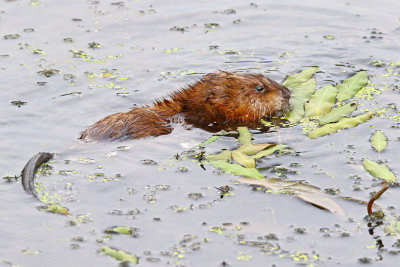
[
  {"x1": 282, "y1": 68, "x2": 317, "y2": 88},
  {"x1": 305, "y1": 84, "x2": 337, "y2": 117},
  {"x1": 205, "y1": 150, "x2": 232, "y2": 161},
  {"x1": 236, "y1": 177, "x2": 345, "y2": 216},
  {"x1": 336, "y1": 71, "x2": 369, "y2": 101},
  {"x1": 206, "y1": 144, "x2": 274, "y2": 165},
  {"x1": 252, "y1": 144, "x2": 292, "y2": 159},
  {"x1": 232, "y1": 151, "x2": 255, "y2": 168},
  {"x1": 285, "y1": 79, "x2": 316, "y2": 123},
  {"x1": 197, "y1": 136, "x2": 219, "y2": 147},
  {"x1": 370, "y1": 130, "x2": 387, "y2": 152},
  {"x1": 237, "y1": 127, "x2": 252, "y2": 145},
  {"x1": 308, "y1": 112, "x2": 373, "y2": 139},
  {"x1": 209, "y1": 160, "x2": 264, "y2": 179},
  {"x1": 234, "y1": 143, "x2": 274, "y2": 155},
  {"x1": 40, "y1": 203, "x2": 69, "y2": 215},
  {"x1": 101, "y1": 246, "x2": 138, "y2": 264},
  {"x1": 318, "y1": 102, "x2": 358, "y2": 125},
  {"x1": 105, "y1": 226, "x2": 132, "y2": 235},
  {"x1": 362, "y1": 158, "x2": 396, "y2": 182}
]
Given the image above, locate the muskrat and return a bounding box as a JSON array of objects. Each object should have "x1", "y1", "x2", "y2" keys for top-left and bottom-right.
[
  {"x1": 21, "y1": 71, "x2": 290, "y2": 199},
  {"x1": 81, "y1": 71, "x2": 290, "y2": 141}
]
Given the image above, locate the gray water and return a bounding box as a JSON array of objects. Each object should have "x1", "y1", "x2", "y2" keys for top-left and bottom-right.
[{"x1": 1, "y1": 0, "x2": 400, "y2": 266}]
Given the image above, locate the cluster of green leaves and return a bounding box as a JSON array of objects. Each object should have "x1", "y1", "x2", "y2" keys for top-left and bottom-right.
[
  {"x1": 204, "y1": 127, "x2": 292, "y2": 179},
  {"x1": 202, "y1": 128, "x2": 346, "y2": 215},
  {"x1": 284, "y1": 68, "x2": 396, "y2": 197},
  {"x1": 363, "y1": 130, "x2": 396, "y2": 183},
  {"x1": 283, "y1": 68, "x2": 373, "y2": 138}
]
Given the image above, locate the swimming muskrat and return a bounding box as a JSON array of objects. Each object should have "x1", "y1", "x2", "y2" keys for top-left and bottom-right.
[
  {"x1": 81, "y1": 72, "x2": 291, "y2": 141},
  {"x1": 21, "y1": 71, "x2": 290, "y2": 198}
]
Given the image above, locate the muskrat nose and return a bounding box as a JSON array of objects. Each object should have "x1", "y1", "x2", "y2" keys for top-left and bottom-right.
[{"x1": 281, "y1": 85, "x2": 291, "y2": 99}]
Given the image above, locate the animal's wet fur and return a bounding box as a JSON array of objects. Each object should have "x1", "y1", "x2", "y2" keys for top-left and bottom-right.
[{"x1": 81, "y1": 71, "x2": 291, "y2": 141}]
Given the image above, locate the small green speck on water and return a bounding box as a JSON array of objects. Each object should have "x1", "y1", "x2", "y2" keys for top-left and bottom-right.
[
  {"x1": 358, "y1": 257, "x2": 373, "y2": 264},
  {"x1": 237, "y1": 252, "x2": 252, "y2": 261},
  {"x1": 209, "y1": 227, "x2": 224, "y2": 234},
  {"x1": 11, "y1": 100, "x2": 27, "y2": 107},
  {"x1": 88, "y1": 41, "x2": 101, "y2": 49},
  {"x1": 163, "y1": 48, "x2": 178, "y2": 54},
  {"x1": 37, "y1": 69, "x2": 60, "y2": 77}
]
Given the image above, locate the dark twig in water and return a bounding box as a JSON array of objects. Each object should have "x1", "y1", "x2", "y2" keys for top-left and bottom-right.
[
  {"x1": 367, "y1": 181, "x2": 389, "y2": 216},
  {"x1": 21, "y1": 152, "x2": 54, "y2": 199}
]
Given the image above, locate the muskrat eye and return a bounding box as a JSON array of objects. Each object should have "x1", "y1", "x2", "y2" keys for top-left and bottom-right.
[{"x1": 255, "y1": 85, "x2": 264, "y2": 92}]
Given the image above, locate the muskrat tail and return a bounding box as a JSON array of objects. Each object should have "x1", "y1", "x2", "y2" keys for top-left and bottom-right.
[{"x1": 21, "y1": 152, "x2": 54, "y2": 199}]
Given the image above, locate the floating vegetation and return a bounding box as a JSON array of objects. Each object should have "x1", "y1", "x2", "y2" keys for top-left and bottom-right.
[
  {"x1": 210, "y1": 160, "x2": 264, "y2": 179},
  {"x1": 88, "y1": 41, "x2": 101, "y2": 49},
  {"x1": 11, "y1": 100, "x2": 27, "y2": 107},
  {"x1": 163, "y1": 48, "x2": 178, "y2": 54},
  {"x1": 104, "y1": 226, "x2": 139, "y2": 237},
  {"x1": 23, "y1": 28, "x2": 35, "y2": 33},
  {"x1": 285, "y1": 78, "x2": 316, "y2": 123},
  {"x1": 284, "y1": 69, "x2": 375, "y2": 138},
  {"x1": 318, "y1": 102, "x2": 358, "y2": 125},
  {"x1": 197, "y1": 135, "x2": 219, "y2": 147},
  {"x1": 137, "y1": 9, "x2": 156, "y2": 15},
  {"x1": 336, "y1": 71, "x2": 369, "y2": 101},
  {"x1": 23, "y1": 44, "x2": 46, "y2": 55},
  {"x1": 55, "y1": 92, "x2": 82, "y2": 98},
  {"x1": 305, "y1": 84, "x2": 337, "y2": 117},
  {"x1": 170, "y1": 26, "x2": 189, "y2": 32},
  {"x1": 4, "y1": 33, "x2": 20, "y2": 40},
  {"x1": 187, "y1": 192, "x2": 203, "y2": 200},
  {"x1": 283, "y1": 68, "x2": 316, "y2": 88},
  {"x1": 141, "y1": 159, "x2": 158, "y2": 165},
  {"x1": 362, "y1": 158, "x2": 396, "y2": 183},
  {"x1": 70, "y1": 49, "x2": 122, "y2": 63},
  {"x1": 206, "y1": 127, "x2": 293, "y2": 178},
  {"x1": 39, "y1": 203, "x2": 69, "y2": 215},
  {"x1": 78, "y1": 158, "x2": 95, "y2": 164},
  {"x1": 308, "y1": 112, "x2": 374, "y2": 139},
  {"x1": 204, "y1": 22, "x2": 219, "y2": 29},
  {"x1": 37, "y1": 68, "x2": 60, "y2": 77},
  {"x1": 101, "y1": 246, "x2": 138, "y2": 264},
  {"x1": 237, "y1": 177, "x2": 345, "y2": 216},
  {"x1": 370, "y1": 130, "x2": 387, "y2": 152},
  {"x1": 116, "y1": 91, "x2": 130, "y2": 96},
  {"x1": 63, "y1": 37, "x2": 73, "y2": 43}
]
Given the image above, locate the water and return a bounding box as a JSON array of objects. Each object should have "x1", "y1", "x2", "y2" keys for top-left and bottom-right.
[{"x1": 1, "y1": 0, "x2": 400, "y2": 266}]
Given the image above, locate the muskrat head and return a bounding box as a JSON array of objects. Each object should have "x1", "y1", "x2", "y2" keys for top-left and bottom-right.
[{"x1": 199, "y1": 72, "x2": 291, "y2": 123}]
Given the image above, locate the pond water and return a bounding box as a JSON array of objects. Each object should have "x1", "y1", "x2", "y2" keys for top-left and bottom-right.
[{"x1": 1, "y1": 0, "x2": 400, "y2": 266}]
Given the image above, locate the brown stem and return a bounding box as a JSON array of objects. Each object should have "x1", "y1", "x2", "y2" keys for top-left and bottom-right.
[{"x1": 367, "y1": 181, "x2": 389, "y2": 215}]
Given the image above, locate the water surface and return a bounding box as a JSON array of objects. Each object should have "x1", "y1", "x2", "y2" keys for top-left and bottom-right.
[{"x1": 1, "y1": 0, "x2": 400, "y2": 266}]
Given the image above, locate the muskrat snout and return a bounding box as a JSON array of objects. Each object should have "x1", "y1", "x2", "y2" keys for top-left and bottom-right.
[
  {"x1": 281, "y1": 85, "x2": 291, "y2": 100},
  {"x1": 279, "y1": 85, "x2": 292, "y2": 113}
]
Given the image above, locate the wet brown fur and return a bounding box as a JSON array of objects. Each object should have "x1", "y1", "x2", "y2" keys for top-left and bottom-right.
[{"x1": 80, "y1": 72, "x2": 290, "y2": 141}]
